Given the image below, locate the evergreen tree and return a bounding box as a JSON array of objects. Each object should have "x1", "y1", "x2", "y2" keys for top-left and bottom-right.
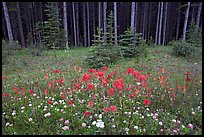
[{"x1": 43, "y1": 2, "x2": 64, "y2": 49}]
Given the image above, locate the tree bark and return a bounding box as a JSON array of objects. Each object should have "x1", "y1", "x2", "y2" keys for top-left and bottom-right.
[
  {"x1": 76, "y1": 2, "x2": 80, "y2": 46},
  {"x1": 155, "y1": 2, "x2": 160, "y2": 45},
  {"x1": 114, "y1": 2, "x2": 118, "y2": 46},
  {"x1": 131, "y1": 2, "x2": 135, "y2": 34},
  {"x1": 162, "y1": 2, "x2": 168, "y2": 45},
  {"x1": 134, "y1": 2, "x2": 138, "y2": 33},
  {"x1": 16, "y1": 2, "x2": 26, "y2": 48},
  {"x1": 158, "y1": 2, "x2": 163, "y2": 45},
  {"x1": 176, "y1": 2, "x2": 181, "y2": 40},
  {"x1": 98, "y1": 2, "x2": 101, "y2": 29},
  {"x1": 83, "y1": 3, "x2": 87, "y2": 47},
  {"x1": 196, "y1": 2, "x2": 202, "y2": 29},
  {"x1": 182, "y1": 2, "x2": 190, "y2": 41},
  {"x1": 2, "y1": 2, "x2": 14, "y2": 41},
  {"x1": 103, "y1": 2, "x2": 107, "y2": 44},
  {"x1": 63, "y1": 2, "x2": 68, "y2": 49},
  {"x1": 92, "y1": 3, "x2": 96, "y2": 41},
  {"x1": 72, "y1": 2, "x2": 77, "y2": 47},
  {"x1": 87, "y1": 2, "x2": 90, "y2": 47}
]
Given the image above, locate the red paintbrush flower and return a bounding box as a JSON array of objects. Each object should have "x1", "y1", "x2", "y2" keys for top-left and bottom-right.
[
  {"x1": 48, "y1": 99, "x2": 53, "y2": 104},
  {"x1": 108, "y1": 88, "x2": 114, "y2": 96},
  {"x1": 84, "y1": 111, "x2": 91, "y2": 117},
  {"x1": 82, "y1": 73, "x2": 91, "y2": 82},
  {"x1": 143, "y1": 99, "x2": 151, "y2": 106},
  {"x1": 109, "y1": 105, "x2": 118, "y2": 112}
]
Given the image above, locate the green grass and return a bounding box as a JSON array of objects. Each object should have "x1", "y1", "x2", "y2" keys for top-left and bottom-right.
[{"x1": 2, "y1": 45, "x2": 202, "y2": 135}]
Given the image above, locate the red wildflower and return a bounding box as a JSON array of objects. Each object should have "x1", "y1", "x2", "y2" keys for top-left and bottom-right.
[
  {"x1": 29, "y1": 89, "x2": 34, "y2": 94},
  {"x1": 186, "y1": 75, "x2": 191, "y2": 82},
  {"x1": 108, "y1": 88, "x2": 114, "y2": 96},
  {"x1": 2, "y1": 93, "x2": 7, "y2": 97},
  {"x1": 87, "y1": 83, "x2": 94, "y2": 90},
  {"x1": 61, "y1": 94, "x2": 66, "y2": 99},
  {"x1": 125, "y1": 68, "x2": 134, "y2": 74},
  {"x1": 103, "y1": 107, "x2": 109, "y2": 112},
  {"x1": 161, "y1": 67, "x2": 165, "y2": 73},
  {"x1": 143, "y1": 99, "x2": 151, "y2": 106},
  {"x1": 13, "y1": 87, "x2": 18, "y2": 91},
  {"x1": 84, "y1": 111, "x2": 91, "y2": 117},
  {"x1": 16, "y1": 91, "x2": 21, "y2": 95},
  {"x1": 88, "y1": 68, "x2": 96, "y2": 73},
  {"x1": 68, "y1": 100, "x2": 74, "y2": 106},
  {"x1": 107, "y1": 74, "x2": 113, "y2": 79},
  {"x1": 102, "y1": 79, "x2": 108, "y2": 86},
  {"x1": 87, "y1": 101, "x2": 94, "y2": 108},
  {"x1": 44, "y1": 89, "x2": 48, "y2": 96},
  {"x1": 46, "y1": 73, "x2": 49, "y2": 80},
  {"x1": 55, "y1": 69, "x2": 59, "y2": 73},
  {"x1": 109, "y1": 105, "x2": 118, "y2": 112},
  {"x1": 133, "y1": 70, "x2": 141, "y2": 78},
  {"x1": 171, "y1": 93, "x2": 175, "y2": 98},
  {"x1": 129, "y1": 93, "x2": 135, "y2": 98},
  {"x1": 92, "y1": 95, "x2": 95, "y2": 100},
  {"x1": 97, "y1": 71, "x2": 104, "y2": 78},
  {"x1": 182, "y1": 85, "x2": 186, "y2": 93},
  {"x1": 113, "y1": 78, "x2": 124, "y2": 90},
  {"x1": 103, "y1": 66, "x2": 108, "y2": 71},
  {"x1": 177, "y1": 84, "x2": 181, "y2": 90},
  {"x1": 82, "y1": 73, "x2": 91, "y2": 82},
  {"x1": 48, "y1": 99, "x2": 53, "y2": 104}
]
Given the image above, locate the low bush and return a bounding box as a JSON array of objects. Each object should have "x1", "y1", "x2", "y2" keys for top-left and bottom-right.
[{"x1": 171, "y1": 40, "x2": 196, "y2": 57}]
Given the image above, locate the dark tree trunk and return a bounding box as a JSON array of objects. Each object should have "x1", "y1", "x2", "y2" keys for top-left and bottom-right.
[
  {"x1": 16, "y1": 2, "x2": 26, "y2": 48},
  {"x1": 176, "y1": 2, "x2": 181, "y2": 40},
  {"x1": 83, "y1": 3, "x2": 87, "y2": 47}
]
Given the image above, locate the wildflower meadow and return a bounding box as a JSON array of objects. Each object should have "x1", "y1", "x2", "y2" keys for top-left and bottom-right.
[{"x1": 2, "y1": 59, "x2": 202, "y2": 135}]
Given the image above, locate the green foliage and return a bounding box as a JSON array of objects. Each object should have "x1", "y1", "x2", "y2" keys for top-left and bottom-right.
[
  {"x1": 85, "y1": 46, "x2": 122, "y2": 69},
  {"x1": 92, "y1": 28, "x2": 104, "y2": 46},
  {"x1": 186, "y1": 20, "x2": 202, "y2": 47},
  {"x1": 106, "y1": 10, "x2": 114, "y2": 46},
  {"x1": 43, "y1": 2, "x2": 65, "y2": 49},
  {"x1": 119, "y1": 28, "x2": 147, "y2": 58},
  {"x1": 171, "y1": 40, "x2": 196, "y2": 57},
  {"x1": 2, "y1": 39, "x2": 21, "y2": 64}
]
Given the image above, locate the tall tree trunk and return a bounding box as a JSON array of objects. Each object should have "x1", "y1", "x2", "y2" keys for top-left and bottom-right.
[
  {"x1": 142, "y1": 3, "x2": 146, "y2": 38},
  {"x1": 98, "y1": 2, "x2": 101, "y2": 29},
  {"x1": 92, "y1": 3, "x2": 96, "y2": 41},
  {"x1": 158, "y1": 2, "x2": 163, "y2": 45},
  {"x1": 103, "y1": 2, "x2": 107, "y2": 44},
  {"x1": 134, "y1": 2, "x2": 138, "y2": 33},
  {"x1": 72, "y1": 2, "x2": 77, "y2": 47},
  {"x1": 83, "y1": 3, "x2": 87, "y2": 47},
  {"x1": 162, "y1": 2, "x2": 168, "y2": 45},
  {"x1": 2, "y1": 16, "x2": 8, "y2": 40},
  {"x1": 147, "y1": 3, "x2": 151, "y2": 40},
  {"x1": 16, "y1": 2, "x2": 26, "y2": 48},
  {"x1": 114, "y1": 2, "x2": 118, "y2": 46},
  {"x1": 182, "y1": 2, "x2": 190, "y2": 41},
  {"x1": 176, "y1": 2, "x2": 181, "y2": 40},
  {"x1": 155, "y1": 2, "x2": 160, "y2": 45},
  {"x1": 196, "y1": 2, "x2": 202, "y2": 29},
  {"x1": 76, "y1": 2, "x2": 80, "y2": 46},
  {"x1": 63, "y1": 2, "x2": 68, "y2": 49},
  {"x1": 87, "y1": 2, "x2": 90, "y2": 47},
  {"x1": 2, "y1": 2, "x2": 14, "y2": 41},
  {"x1": 131, "y1": 2, "x2": 135, "y2": 34}
]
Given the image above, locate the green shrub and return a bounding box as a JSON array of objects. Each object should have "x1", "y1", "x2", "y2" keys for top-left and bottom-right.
[
  {"x1": 119, "y1": 28, "x2": 147, "y2": 58},
  {"x1": 85, "y1": 46, "x2": 122, "y2": 69},
  {"x1": 186, "y1": 20, "x2": 202, "y2": 47},
  {"x1": 171, "y1": 40, "x2": 196, "y2": 57}
]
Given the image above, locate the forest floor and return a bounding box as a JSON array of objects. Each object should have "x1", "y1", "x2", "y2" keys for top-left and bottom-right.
[
  {"x1": 2, "y1": 45, "x2": 202, "y2": 79},
  {"x1": 2, "y1": 45, "x2": 202, "y2": 135}
]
